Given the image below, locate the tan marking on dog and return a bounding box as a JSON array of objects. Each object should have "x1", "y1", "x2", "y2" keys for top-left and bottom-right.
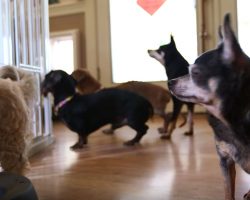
[
  {"x1": 203, "y1": 78, "x2": 229, "y2": 126},
  {"x1": 208, "y1": 78, "x2": 218, "y2": 93},
  {"x1": 217, "y1": 140, "x2": 250, "y2": 174},
  {"x1": 148, "y1": 50, "x2": 165, "y2": 66},
  {"x1": 203, "y1": 99, "x2": 229, "y2": 126},
  {"x1": 216, "y1": 140, "x2": 237, "y2": 159}
]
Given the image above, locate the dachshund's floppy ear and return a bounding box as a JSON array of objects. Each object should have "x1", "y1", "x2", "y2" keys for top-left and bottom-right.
[{"x1": 69, "y1": 75, "x2": 77, "y2": 86}]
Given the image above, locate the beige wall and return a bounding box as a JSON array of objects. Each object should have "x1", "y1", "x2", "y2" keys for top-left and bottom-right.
[{"x1": 49, "y1": 0, "x2": 238, "y2": 113}]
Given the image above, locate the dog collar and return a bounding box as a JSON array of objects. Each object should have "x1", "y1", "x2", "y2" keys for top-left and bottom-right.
[{"x1": 54, "y1": 96, "x2": 73, "y2": 115}]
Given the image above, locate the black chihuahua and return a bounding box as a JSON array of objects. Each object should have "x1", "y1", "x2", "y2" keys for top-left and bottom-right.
[{"x1": 148, "y1": 36, "x2": 195, "y2": 139}]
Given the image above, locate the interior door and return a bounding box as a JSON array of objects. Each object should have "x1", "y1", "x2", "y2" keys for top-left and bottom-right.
[{"x1": 196, "y1": 0, "x2": 237, "y2": 53}]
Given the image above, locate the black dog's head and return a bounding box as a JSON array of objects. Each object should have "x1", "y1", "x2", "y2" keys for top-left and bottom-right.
[
  {"x1": 169, "y1": 13, "x2": 250, "y2": 123},
  {"x1": 42, "y1": 70, "x2": 77, "y2": 97},
  {"x1": 148, "y1": 35, "x2": 177, "y2": 66}
]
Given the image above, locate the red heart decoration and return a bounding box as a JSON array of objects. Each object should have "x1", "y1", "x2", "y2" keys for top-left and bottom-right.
[{"x1": 137, "y1": 0, "x2": 166, "y2": 15}]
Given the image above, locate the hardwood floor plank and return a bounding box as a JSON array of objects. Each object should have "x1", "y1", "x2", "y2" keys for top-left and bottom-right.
[{"x1": 27, "y1": 114, "x2": 250, "y2": 200}]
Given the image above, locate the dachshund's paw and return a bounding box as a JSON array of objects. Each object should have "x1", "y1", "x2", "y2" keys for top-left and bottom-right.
[{"x1": 70, "y1": 143, "x2": 84, "y2": 150}]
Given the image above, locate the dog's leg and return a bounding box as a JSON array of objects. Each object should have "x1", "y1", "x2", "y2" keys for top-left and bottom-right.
[
  {"x1": 157, "y1": 112, "x2": 170, "y2": 134},
  {"x1": 184, "y1": 103, "x2": 194, "y2": 136},
  {"x1": 103, "y1": 120, "x2": 127, "y2": 135},
  {"x1": 178, "y1": 113, "x2": 187, "y2": 128},
  {"x1": 219, "y1": 155, "x2": 236, "y2": 200},
  {"x1": 165, "y1": 118, "x2": 177, "y2": 138},
  {"x1": 70, "y1": 135, "x2": 87, "y2": 150},
  {"x1": 124, "y1": 124, "x2": 148, "y2": 146},
  {"x1": 161, "y1": 97, "x2": 183, "y2": 139}
]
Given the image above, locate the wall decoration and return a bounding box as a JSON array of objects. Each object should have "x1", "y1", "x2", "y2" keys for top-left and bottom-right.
[{"x1": 137, "y1": 0, "x2": 166, "y2": 15}]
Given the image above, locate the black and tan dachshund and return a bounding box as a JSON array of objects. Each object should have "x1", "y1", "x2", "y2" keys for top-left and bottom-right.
[{"x1": 41, "y1": 70, "x2": 153, "y2": 150}]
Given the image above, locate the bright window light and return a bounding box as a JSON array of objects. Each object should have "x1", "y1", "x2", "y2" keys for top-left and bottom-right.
[
  {"x1": 50, "y1": 36, "x2": 74, "y2": 74},
  {"x1": 109, "y1": 0, "x2": 197, "y2": 83},
  {"x1": 237, "y1": 0, "x2": 250, "y2": 56},
  {"x1": 0, "y1": 1, "x2": 12, "y2": 65}
]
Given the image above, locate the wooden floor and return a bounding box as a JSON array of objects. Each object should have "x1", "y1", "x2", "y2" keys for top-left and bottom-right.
[{"x1": 27, "y1": 114, "x2": 250, "y2": 200}]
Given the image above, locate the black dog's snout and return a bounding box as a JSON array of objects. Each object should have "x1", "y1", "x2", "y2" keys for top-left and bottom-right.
[
  {"x1": 168, "y1": 79, "x2": 174, "y2": 86},
  {"x1": 168, "y1": 79, "x2": 178, "y2": 92}
]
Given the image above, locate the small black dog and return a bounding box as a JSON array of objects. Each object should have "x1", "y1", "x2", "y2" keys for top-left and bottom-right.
[
  {"x1": 148, "y1": 36, "x2": 195, "y2": 139},
  {"x1": 169, "y1": 14, "x2": 250, "y2": 200},
  {"x1": 41, "y1": 70, "x2": 153, "y2": 149}
]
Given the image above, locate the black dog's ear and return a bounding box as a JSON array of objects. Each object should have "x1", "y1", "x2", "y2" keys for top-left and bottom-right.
[
  {"x1": 70, "y1": 75, "x2": 78, "y2": 85},
  {"x1": 218, "y1": 25, "x2": 223, "y2": 43},
  {"x1": 216, "y1": 26, "x2": 223, "y2": 48},
  {"x1": 69, "y1": 75, "x2": 77, "y2": 86},
  {"x1": 221, "y1": 13, "x2": 242, "y2": 64},
  {"x1": 170, "y1": 35, "x2": 176, "y2": 46}
]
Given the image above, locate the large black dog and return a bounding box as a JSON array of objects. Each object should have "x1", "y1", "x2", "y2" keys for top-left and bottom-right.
[
  {"x1": 41, "y1": 70, "x2": 153, "y2": 149},
  {"x1": 169, "y1": 14, "x2": 250, "y2": 200},
  {"x1": 148, "y1": 36, "x2": 195, "y2": 139}
]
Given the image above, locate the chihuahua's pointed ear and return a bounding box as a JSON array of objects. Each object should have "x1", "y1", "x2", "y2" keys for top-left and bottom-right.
[
  {"x1": 170, "y1": 35, "x2": 176, "y2": 46},
  {"x1": 221, "y1": 13, "x2": 242, "y2": 64},
  {"x1": 218, "y1": 25, "x2": 223, "y2": 43},
  {"x1": 216, "y1": 26, "x2": 224, "y2": 48}
]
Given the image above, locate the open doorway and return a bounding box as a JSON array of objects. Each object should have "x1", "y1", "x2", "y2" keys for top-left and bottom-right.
[{"x1": 50, "y1": 29, "x2": 80, "y2": 74}]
